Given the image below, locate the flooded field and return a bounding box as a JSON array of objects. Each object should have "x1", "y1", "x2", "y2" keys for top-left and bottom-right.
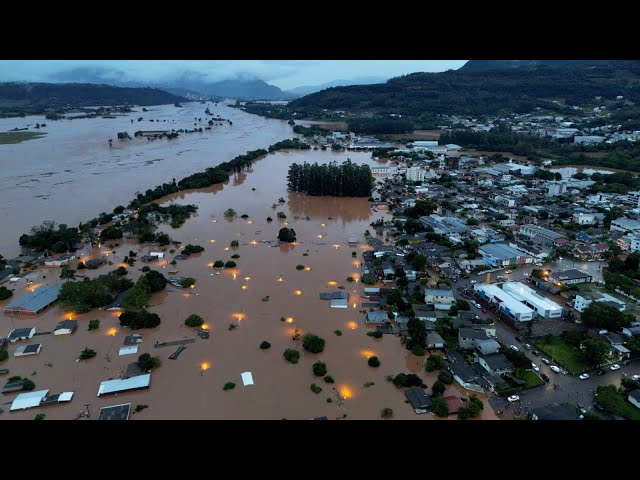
[
  {"x1": 0, "y1": 102, "x2": 293, "y2": 257},
  {"x1": 0, "y1": 147, "x2": 497, "y2": 420}
]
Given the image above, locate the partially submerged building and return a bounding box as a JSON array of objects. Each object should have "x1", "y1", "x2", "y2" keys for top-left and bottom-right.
[{"x1": 3, "y1": 284, "x2": 62, "y2": 315}]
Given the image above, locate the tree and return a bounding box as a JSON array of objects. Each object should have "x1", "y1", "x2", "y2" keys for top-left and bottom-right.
[
  {"x1": 425, "y1": 355, "x2": 445, "y2": 372},
  {"x1": 22, "y1": 378, "x2": 35, "y2": 391},
  {"x1": 145, "y1": 270, "x2": 167, "y2": 292},
  {"x1": 284, "y1": 348, "x2": 300, "y2": 364},
  {"x1": 0, "y1": 349, "x2": 8, "y2": 362},
  {"x1": 113, "y1": 266, "x2": 128, "y2": 276},
  {"x1": 409, "y1": 253, "x2": 427, "y2": 271},
  {"x1": 362, "y1": 274, "x2": 376, "y2": 285},
  {"x1": 182, "y1": 244, "x2": 204, "y2": 255},
  {"x1": 34, "y1": 413, "x2": 46, "y2": 421},
  {"x1": 438, "y1": 370, "x2": 454, "y2": 385},
  {"x1": 119, "y1": 310, "x2": 161, "y2": 329},
  {"x1": 312, "y1": 361, "x2": 328, "y2": 376},
  {"x1": 278, "y1": 227, "x2": 297, "y2": 243},
  {"x1": 88, "y1": 319, "x2": 100, "y2": 331},
  {"x1": 138, "y1": 353, "x2": 161, "y2": 370},
  {"x1": 60, "y1": 266, "x2": 75, "y2": 279},
  {"x1": 407, "y1": 318, "x2": 426, "y2": 347},
  {"x1": 458, "y1": 395, "x2": 484, "y2": 419},
  {"x1": 430, "y1": 396, "x2": 449, "y2": 417},
  {"x1": 467, "y1": 218, "x2": 479, "y2": 226},
  {"x1": 581, "y1": 302, "x2": 631, "y2": 331},
  {"x1": 185, "y1": 314, "x2": 204, "y2": 327},
  {"x1": 79, "y1": 347, "x2": 97, "y2": 360},
  {"x1": 223, "y1": 382, "x2": 236, "y2": 391},
  {"x1": 302, "y1": 334, "x2": 325, "y2": 353},
  {"x1": 431, "y1": 380, "x2": 446, "y2": 396},
  {"x1": 224, "y1": 208, "x2": 237, "y2": 218},
  {"x1": 392, "y1": 373, "x2": 424, "y2": 388},
  {"x1": 0, "y1": 287, "x2": 13, "y2": 301},
  {"x1": 380, "y1": 408, "x2": 394, "y2": 418},
  {"x1": 582, "y1": 336, "x2": 609, "y2": 367},
  {"x1": 503, "y1": 349, "x2": 532, "y2": 370},
  {"x1": 259, "y1": 341, "x2": 271, "y2": 349},
  {"x1": 368, "y1": 356, "x2": 381, "y2": 367},
  {"x1": 180, "y1": 277, "x2": 196, "y2": 288}
]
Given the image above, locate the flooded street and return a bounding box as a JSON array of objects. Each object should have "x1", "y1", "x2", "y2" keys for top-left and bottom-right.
[
  {"x1": 0, "y1": 124, "x2": 497, "y2": 420},
  {"x1": 0, "y1": 102, "x2": 293, "y2": 257}
]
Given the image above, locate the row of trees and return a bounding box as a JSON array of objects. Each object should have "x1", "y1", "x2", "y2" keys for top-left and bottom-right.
[{"x1": 287, "y1": 159, "x2": 375, "y2": 197}]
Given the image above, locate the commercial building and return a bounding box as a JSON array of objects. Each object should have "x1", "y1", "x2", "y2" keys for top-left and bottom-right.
[
  {"x1": 548, "y1": 269, "x2": 592, "y2": 286},
  {"x1": 574, "y1": 292, "x2": 626, "y2": 313},
  {"x1": 97, "y1": 373, "x2": 151, "y2": 397},
  {"x1": 3, "y1": 284, "x2": 62, "y2": 315},
  {"x1": 610, "y1": 217, "x2": 640, "y2": 235},
  {"x1": 474, "y1": 284, "x2": 535, "y2": 322},
  {"x1": 406, "y1": 166, "x2": 426, "y2": 182},
  {"x1": 502, "y1": 281, "x2": 563, "y2": 318},
  {"x1": 518, "y1": 224, "x2": 564, "y2": 244},
  {"x1": 419, "y1": 215, "x2": 470, "y2": 235},
  {"x1": 479, "y1": 243, "x2": 532, "y2": 267}
]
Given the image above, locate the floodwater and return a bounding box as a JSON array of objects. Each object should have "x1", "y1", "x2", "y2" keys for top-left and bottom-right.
[
  {"x1": 0, "y1": 123, "x2": 498, "y2": 420},
  {"x1": 0, "y1": 102, "x2": 293, "y2": 257}
]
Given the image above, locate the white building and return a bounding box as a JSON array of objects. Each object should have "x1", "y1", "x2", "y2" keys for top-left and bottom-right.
[
  {"x1": 473, "y1": 284, "x2": 535, "y2": 322},
  {"x1": 406, "y1": 166, "x2": 426, "y2": 183},
  {"x1": 423, "y1": 288, "x2": 455, "y2": 311},
  {"x1": 573, "y1": 213, "x2": 596, "y2": 225},
  {"x1": 502, "y1": 281, "x2": 563, "y2": 319},
  {"x1": 621, "y1": 235, "x2": 640, "y2": 253},
  {"x1": 574, "y1": 135, "x2": 605, "y2": 144},
  {"x1": 574, "y1": 292, "x2": 626, "y2": 313},
  {"x1": 547, "y1": 181, "x2": 567, "y2": 197},
  {"x1": 371, "y1": 166, "x2": 391, "y2": 177},
  {"x1": 628, "y1": 191, "x2": 640, "y2": 207},
  {"x1": 494, "y1": 195, "x2": 516, "y2": 207},
  {"x1": 610, "y1": 217, "x2": 640, "y2": 235},
  {"x1": 549, "y1": 167, "x2": 577, "y2": 179}
]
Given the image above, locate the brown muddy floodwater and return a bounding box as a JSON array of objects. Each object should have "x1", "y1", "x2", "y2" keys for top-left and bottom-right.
[
  {"x1": 0, "y1": 140, "x2": 498, "y2": 420},
  {"x1": 0, "y1": 102, "x2": 293, "y2": 257}
]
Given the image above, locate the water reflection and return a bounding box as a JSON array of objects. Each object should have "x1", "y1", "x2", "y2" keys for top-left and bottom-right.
[{"x1": 286, "y1": 192, "x2": 372, "y2": 224}]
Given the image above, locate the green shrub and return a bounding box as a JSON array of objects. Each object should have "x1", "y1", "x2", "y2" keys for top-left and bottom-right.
[
  {"x1": 185, "y1": 314, "x2": 204, "y2": 327},
  {"x1": 425, "y1": 355, "x2": 445, "y2": 372},
  {"x1": 302, "y1": 334, "x2": 325, "y2": 353},
  {"x1": 310, "y1": 384, "x2": 322, "y2": 394},
  {"x1": 22, "y1": 378, "x2": 36, "y2": 391},
  {"x1": 231, "y1": 254, "x2": 240, "y2": 259},
  {"x1": 367, "y1": 330, "x2": 383, "y2": 338},
  {"x1": 346, "y1": 276, "x2": 355, "y2": 282},
  {"x1": 312, "y1": 361, "x2": 327, "y2": 376},
  {"x1": 324, "y1": 375, "x2": 335, "y2": 383},
  {"x1": 296, "y1": 264, "x2": 305, "y2": 270},
  {"x1": 0, "y1": 349, "x2": 8, "y2": 362},
  {"x1": 230, "y1": 240, "x2": 239, "y2": 247},
  {"x1": 79, "y1": 348, "x2": 97, "y2": 360},
  {"x1": 259, "y1": 341, "x2": 271, "y2": 349},
  {"x1": 334, "y1": 330, "x2": 343, "y2": 336},
  {"x1": 138, "y1": 353, "x2": 161, "y2": 370},
  {"x1": 411, "y1": 345, "x2": 425, "y2": 356},
  {"x1": 431, "y1": 380, "x2": 446, "y2": 396},
  {"x1": 34, "y1": 413, "x2": 46, "y2": 421},
  {"x1": 135, "y1": 404, "x2": 149, "y2": 412},
  {"x1": 381, "y1": 408, "x2": 394, "y2": 418},
  {"x1": 431, "y1": 396, "x2": 449, "y2": 417},
  {"x1": 223, "y1": 382, "x2": 236, "y2": 391},
  {"x1": 368, "y1": 356, "x2": 381, "y2": 367},
  {"x1": 284, "y1": 348, "x2": 300, "y2": 364},
  {"x1": 438, "y1": 370, "x2": 454, "y2": 385},
  {"x1": 224, "y1": 261, "x2": 236, "y2": 268}
]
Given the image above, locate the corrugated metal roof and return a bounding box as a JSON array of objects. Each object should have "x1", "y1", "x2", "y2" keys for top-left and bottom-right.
[
  {"x1": 97, "y1": 373, "x2": 151, "y2": 396},
  {"x1": 330, "y1": 298, "x2": 348, "y2": 308},
  {"x1": 118, "y1": 346, "x2": 139, "y2": 356},
  {"x1": 10, "y1": 389, "x2": 49, "y2": 411},
  {"x1": 3, "y1": 284, "x2": 62, "y2": 313}
]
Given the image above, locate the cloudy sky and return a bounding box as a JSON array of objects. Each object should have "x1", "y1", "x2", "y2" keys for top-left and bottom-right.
[{"x1": 0, "y1": 60, "x2": 467, "y2": 89}]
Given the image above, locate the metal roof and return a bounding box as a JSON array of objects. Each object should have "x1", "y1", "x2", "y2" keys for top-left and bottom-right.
[
  {"x1": 97, "y1": 373, "x2": 151, "y2": 396},
  {"x1": 503, "y1": 282, "x2": 562, "y2": 313},
  {"x1": 98, "y1": 403, "x2": 131, "y2": 421},
  {"x1": 480, "y1": 243, "x2": 525, "y2": 260},
  {"x1": 10, "y1": 389, "x2": 49, "y2": 411},
  {"x1": 3, "y1": 284, "x2": 62, "y2": 314}
]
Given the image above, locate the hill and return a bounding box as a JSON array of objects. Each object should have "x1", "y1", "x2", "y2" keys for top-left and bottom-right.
[
  {"x1": 287, "y1": 61, "x2": 640, "y2": 122},
  {"x1": 287, "y1": 76, "x2": 386, "y2": 96},
  {"x1": 0, "y1": 82, "x2": 186, "y2": 117},
  {"x1": 460, "y1": 60, "x2": 613, "y2": 71}
]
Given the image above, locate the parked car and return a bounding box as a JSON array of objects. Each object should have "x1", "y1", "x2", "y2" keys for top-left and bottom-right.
[
  {"x1": 610, "y1": 364, "x2": 621, "y2": 371},
  {"x1": 473, "y1": 301, "x2": 481, "y2": 308},
  {"x1": 509, "y1": 345, "x2": 519, "y2": 352},
  {"x1": 541, "y1": 373, "x2": 550, "y2": 382},
  {"x1": 505, "y1": 270, "x2": 513, "y2": 274},
  {"x1": 632, "y1": 375, "x2": 640, "y2": 381},
  {"x1": 524, "y1": 343, "x2": 532, "y2": 350},
  {"x1": 531, "y1": 363, "x2": 540, "y2": 372},
  {"x1": 579, "y1": 373, "x2": 590, "y2": 380},
  {"x1": 507, "y1": 395, "x2": 520, "y2": 402},
  {"x1": 532, "y1": 350, "x2": 540, "y2": 356},
  {"x1": 515, "y1": 335, "x2": 523, "y2": 343},
  {"x1": 541, "y1": 358, "x2": 551, "y2": 365},
  {"x1": 469, "y1": 279, "x2": 477, "y2": 284},
  {"x1": 550, "y1": 365, "x2": 561, "y2": 373}
]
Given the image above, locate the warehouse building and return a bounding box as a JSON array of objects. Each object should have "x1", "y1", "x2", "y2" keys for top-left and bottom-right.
[
  {"x1": 502, "y1": 281, "x2": 563, "y2": 318},
  {"x1": 474, "y1": 284, "x2": 535, "y2": 322}
]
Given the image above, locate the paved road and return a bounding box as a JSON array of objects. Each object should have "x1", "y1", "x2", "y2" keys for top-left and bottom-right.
[{"x1": 449, "y1": 271, "x2": 639, "y2": 419}]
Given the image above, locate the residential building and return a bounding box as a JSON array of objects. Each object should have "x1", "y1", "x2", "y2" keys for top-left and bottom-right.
[
  {"x1": 405, "y1": 388, "x2": 433, "y2": 414},
  {"x1": 610, "y1": 217, "x2": 640, "y2": 235},
  {"x1": 628, "y1": 191, "x2": 640, "y2": 207},
  {"x1": 426, "y1": 333, "x2": 445, "y2": 350},
  {"x1": 574, "y1": 292, "x2": 626, "y2": 313},
  {"x1": 494, "y1": 195, "x2": 516, "y2": 207},
  {"x1": 405, "y1": 166, "x2": 426, "y2": 183},
  {"x1": 620, "y1": 235, "x2": 640, "y2": 252},
  {"x1": 502, "y1": 281, "x2": 563, "y2": 318},
  {"x1": 574, "y1": 135, "x2": 605, "y2": 144},
  {"x1": 573, "y1": 213, "x2": 596, "y2": 225},
  {"x1": 419, "y1": 215, "x2": 469, "y2": 235},
  {"x1": 478, "y1": 353, "x2": 513, "y2": 375},
  {"x1": 547, "y1": 181, "x2": 567, "y2": 197},
  {"x1": 424, "y1": 288, "x2": 455, "y2": 310},
  {"x1": 458, "y1": 328, "x2": 489, "y2": 350},
  {"x1": 7, "y1": 327, "x2": 35, "y2": 343},
  {"x1": 54, "y1": 320, "x2": 78, "y2": 336}
]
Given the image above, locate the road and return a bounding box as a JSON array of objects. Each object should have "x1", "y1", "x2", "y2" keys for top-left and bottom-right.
[{"x1": 449, "y1": 270, "x2": 638, "y2": 419}]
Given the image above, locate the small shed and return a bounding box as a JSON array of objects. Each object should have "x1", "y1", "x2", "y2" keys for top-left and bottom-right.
[
  {"x1": 444, "y1": 395, "x2": 464, "y2": 415},
  {"x1": 118, "y1": 346, "x2": 139, "y2": 356},
  {"x1": 241, "y1": 372, "x2": 254, "y2": 386},
  {"x1": 14, "y1": 344, "x2": 42, "y2": 357},
  {"x1": 85, "y1": 258, "x2": 106, "y2": 269}
]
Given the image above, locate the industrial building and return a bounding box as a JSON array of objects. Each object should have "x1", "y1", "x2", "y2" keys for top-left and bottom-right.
[
  {"x1": 549, "y1": 269, "x2": 592, "y2": 286},
  {"x1": 474, "y1": 284, "x2": 535, "y2": 322},
  {"x1": 419, "y1": 215, "x2": 470, "y2": 235},
  {"x1": 3, "y1": 284, "x2": 62, "y2": 315},
  {"x1": 518, "y1": 224, "x2": 564, "y2": 244},
  {"x1": 479, "y1": 243, "x2": 532, "y2": 267},
  {"x1": 502, "y1": 282, "x2": 563, "y2": 318},
  {"x1": 97, "y1": 373, "x2": 151, "y2": 397}
]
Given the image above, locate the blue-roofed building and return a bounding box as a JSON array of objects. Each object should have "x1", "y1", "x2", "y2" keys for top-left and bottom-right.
[
  {"x1": 418, "y1": 215, "x2": 470, "y2": 235},
  {"x1": 97, "y1": 373, "x2": 151, "y2": 397},
  {"x1": 479, "y1": 243, "x2": 532, "y2": 268},
  {"x1": 3, "y1": 284, "x2": 62, "y2": 315}
]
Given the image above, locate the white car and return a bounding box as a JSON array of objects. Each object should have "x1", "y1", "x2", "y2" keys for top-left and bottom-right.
[
  {"x1": 507, "y1": 395, "x2": 520, "y2": 402},
  {"x1": 469, "y1": 280, "x2": 477, "y2": 284},
  {"x1": 505, "y1": 270, "x2": 513, "y2": 274},
  {"x1": 541, "y1": 358, "x2": 551, "y2": 365},
  {"x1": 473, "y1": 301, "x2": 481, "y2": 308},
  {"x1": 610, "y1": 364, "x2": 621, "y2": 371},
  {"x1": 632, "y1": 375, "x2": 640, "y2": 381},
  {"x1": 550, "y1": 365, "x2": 561, "y2": 373},
  {"x1": 531, "y1": 363, "x2": 540, "y2": 372},
  {"x1": 579, "y1": 373, "x2": 590, "y2": 380},
  {"x1": 509, "y1": 345, "x2": 519, "y2": 352}
]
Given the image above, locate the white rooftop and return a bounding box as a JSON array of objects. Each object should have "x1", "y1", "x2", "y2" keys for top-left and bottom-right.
[
  {"x1": 502, "y1": 281, "x2": 562, "y2": 312},
  {"x1": 475, "y1": 284, "x2": 535, "y2": 315},
  {"x1": 10, "y1": 389, "x2": 48, "y2": 411},
  {"x1": 98, "y1": 373, "x2": 151, "y2": 396}
]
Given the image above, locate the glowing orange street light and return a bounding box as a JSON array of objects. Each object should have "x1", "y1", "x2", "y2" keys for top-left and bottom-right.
[
  {"x1": 241, "y1": 285, "x2": 248, "y2": 290},
  {"x1": 304, "y1": 266, "x2": 311, "y2": 271},
  {"x1": 201, "y1": 362, "x2": 210, "y2": 371},
  {"x1": 201, "y1": 323, "x2": 210, "y2": 330},
  {"x1": 294, "y1": 290, "x2": 302, "y2": 296},
  {"x1": 286, "y1": 317, "x2": 294, "y2": 323},
  {"x1": 107, "y1": 328, "x2": 118, "y2": 336},
  {"x1": 277, "y1": 277, "x2": 284, "y2": 282},
  {"x1": 244, "y1": 276, "x2": 251, "y2": 281}
]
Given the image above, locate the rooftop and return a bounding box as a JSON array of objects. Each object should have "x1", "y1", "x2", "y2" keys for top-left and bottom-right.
[
  {"x1": 98, "y1": 403, "x2": 132, "y2": 421},
  {"x1": 549, "y1": 269, "x2": 592, "y2": 282},
  {"x1": 531, "y1": 403, "x2": 581, "y2": 421},
  {"x1": 479, "y1": 243, "x2": 525, "y2": 261},
  {"x1": 502, "y1": 281, "x2": 562, "y2": 312},
  {"x1": 3, "y1": 284, "x2": 62, "y2": 314},
  {"x1": 97, "y1": 373, "x2": 151, "y2": 396},
  {"x1": 480, "y1": 353, "x2": 513, "y2": 371}
]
